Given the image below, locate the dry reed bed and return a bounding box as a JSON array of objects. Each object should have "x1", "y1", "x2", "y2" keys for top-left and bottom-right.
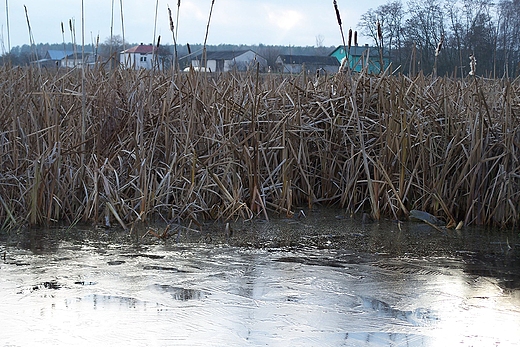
[{"x1": 0, "y1": 66, "x2": 519, "y2": 230}]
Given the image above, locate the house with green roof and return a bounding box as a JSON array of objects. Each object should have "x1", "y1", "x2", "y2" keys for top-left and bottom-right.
[{"x1": 330, "y1": 44, "x2": 390, "y2": 74}]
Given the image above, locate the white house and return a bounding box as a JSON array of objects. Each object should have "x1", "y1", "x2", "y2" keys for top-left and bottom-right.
[
  {"x1": 191, "y1": 50, "x2": 267, "y2": 72},
  {"x1": 120, "y1": 44, "x2": 157, "y2": 70}
]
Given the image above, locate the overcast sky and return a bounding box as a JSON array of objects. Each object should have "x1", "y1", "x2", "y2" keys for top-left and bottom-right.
[{"x1": 0, "y1": 0, "x2": 388, "y2": 50}]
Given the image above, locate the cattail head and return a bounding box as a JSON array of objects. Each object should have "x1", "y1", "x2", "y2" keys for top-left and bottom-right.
[
  {"x1": 69, "y1": 19, "x2": 73, "y2": 32},
  {"x1": 348, "y1": 28, "x2": 352, "y2": 50},
  {"x1": 435, "y1": 34, "x2": 444, "y2": 57},
  {"x1": 168, "y1": 6, "x2": 174, "y2": 33},
  {"x1": 354, "y1": 31, "x2": 358, "y2": 46},
  {"x1": 338, "y1": 56, "x2": 347, "y2": 73},
  {"x1": 156, "y1": 35, "x2": 161, "y2": 48},
  {"x1": 469, "y1": 55, "x2": 477, "y2": 76},
  {"x1": 187, "y1": 42, "x2": 191, "y2": 54},
  {"x1": 333, "y1": 0, "x2": 342, "y2": 27},
  {"x1": 377, "y1": 20, "x2": 382, "y2": 42}
]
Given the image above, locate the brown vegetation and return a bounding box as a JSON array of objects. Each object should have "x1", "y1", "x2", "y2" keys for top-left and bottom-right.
[{"x1": 0, "y1": 65, "x2": 519, "y2": 231}]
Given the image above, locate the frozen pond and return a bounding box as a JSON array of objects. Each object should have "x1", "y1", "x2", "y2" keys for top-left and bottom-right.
[{"x1": 1, "y1": 210, "x2": 519, "y2": 346}]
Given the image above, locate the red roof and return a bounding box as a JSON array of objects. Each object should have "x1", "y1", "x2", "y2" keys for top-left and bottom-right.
[{"x1": 123, "y1": 44, "x2": 156, "y2": 54}]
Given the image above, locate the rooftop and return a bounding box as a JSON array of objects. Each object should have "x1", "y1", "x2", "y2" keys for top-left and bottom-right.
[{"x1": 122, "y1": 44, "x2": 157, "y2": 54}]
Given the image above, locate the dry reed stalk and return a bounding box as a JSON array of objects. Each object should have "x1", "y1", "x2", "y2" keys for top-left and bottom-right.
[
  {"x1": 152, "y1": 0, "x2": 159, "y2": 69},
  {"x1": 201, "y1": 0, "x2": 216, "y2": 75},
  {"x1": 5, "y1": 0, "x2": 10, "y2": 54},
  {"x1": 119, "y1": 0, "x2": 126, "y2": 52},
  {"x1": 333, "y1": 0, "x2": 349, "y2": 73},
  {"x1": 175, "y1": 0, "x2": 181, "y2": 41},
  {"x1": 23, "y1": 6, "x2": 37, "y2": 63},
  {"x1": 348, "y1": 28, "x2": 352, "y2": 51},
  {"x1": 433, "y1": 34, "x2": 444, "y2": 77},
  {"x1": 168, "y1": 5, "x2": 179, "y2": 73},
  {"x1": 377, "y1": 20, "x2": 384, "y2": 74}
]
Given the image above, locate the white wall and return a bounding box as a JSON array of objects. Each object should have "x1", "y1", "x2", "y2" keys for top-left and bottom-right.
[
  {"x1": 192, "y1": 59, "x2": 216, "y2": 72},
  {"x1": 120, "y1": 53, "x2": 155, "y2": 69}
]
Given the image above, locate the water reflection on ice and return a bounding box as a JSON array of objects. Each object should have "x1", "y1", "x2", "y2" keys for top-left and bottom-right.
[{"x1": 1, "y1": 232, "x2": 519, "y2": 346}]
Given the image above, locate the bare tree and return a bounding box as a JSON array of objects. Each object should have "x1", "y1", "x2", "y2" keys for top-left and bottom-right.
[
  {"x1": 358, "y1": 1, "x2": 404, "y2": 67},
  {"x1": 403, "y1": 0, "x2": 446, "y2": 74},
  {"x1": 99, "y1": 34, "x2": 127, "y2": 66},
  {"x1": 445, "y1": 1, "x2": 466, "y2": 75},
  {"x1": 257, "y1": 45, "x2": 281, "y2": 71},
  {"x1": 358, "y1": 8, "x2": 380, "y2": 47},
  {"x1": 463, "y1": 0, "x2": 496, "y2": 75},
  {"x1": 315, "y1": 34, "x2": 328, "y2": 55},
  {"x1": 497, "y1": 0, "x2": 520, "y2": 76}
]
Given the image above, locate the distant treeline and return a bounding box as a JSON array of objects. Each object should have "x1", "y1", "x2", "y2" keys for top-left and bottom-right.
[
  {"x1": 358, "y1": 0, "x2": 520, "y2": 78},
  {"x1": 1, "y1": 41, "x2": 337, "y2": 69}
]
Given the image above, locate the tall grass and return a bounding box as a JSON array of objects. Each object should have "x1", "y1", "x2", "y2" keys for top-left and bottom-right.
[{"x1": 0, "y1": 66, "x2": 518, "y2": 230}]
